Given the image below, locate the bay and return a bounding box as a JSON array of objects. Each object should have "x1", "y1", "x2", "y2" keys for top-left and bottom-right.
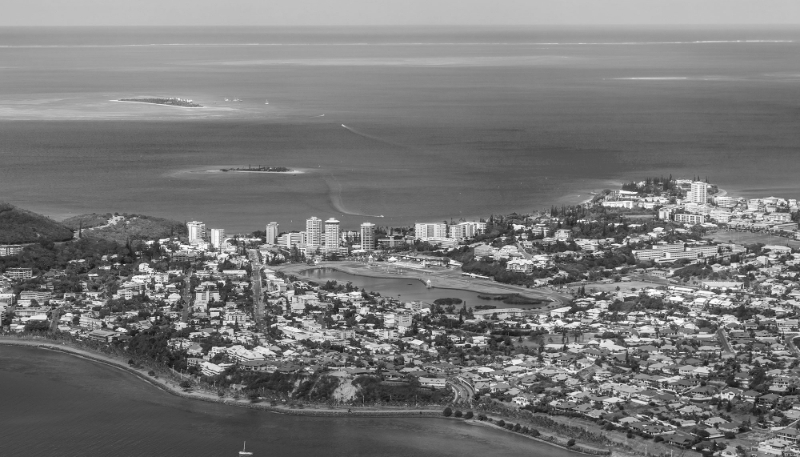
[
  {"x1": 0, "y1": 345, "x2": 578, "y2": 457},
  {"x1": 1, "y1": 26, "x2": 799, "y2": 232}
]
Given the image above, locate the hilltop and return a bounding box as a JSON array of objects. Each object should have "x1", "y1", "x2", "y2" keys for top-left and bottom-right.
[
  {"x1": 62, "y1": 213, "x2": 187, "y2": 244},
  {"x1": 0, "y1": 202, "x2": 73, "y2": 244}
]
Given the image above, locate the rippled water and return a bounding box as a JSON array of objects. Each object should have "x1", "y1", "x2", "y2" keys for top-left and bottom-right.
[{"x1": 1, "y1": 26, "x2": 799, "y2": 233}]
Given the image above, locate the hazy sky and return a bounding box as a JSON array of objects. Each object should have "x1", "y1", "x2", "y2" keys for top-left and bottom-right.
[{"x1": 2, "y1": 0, "x2": 800, "y2": 26}]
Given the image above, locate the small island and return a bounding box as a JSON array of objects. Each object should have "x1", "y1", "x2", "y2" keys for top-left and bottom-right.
[
  {"x1": 117, "y1": 97, "x2": 202, "y2": 108},
  {"x1": 221, "y1": 166, "x2": 296, "y2": 173}
]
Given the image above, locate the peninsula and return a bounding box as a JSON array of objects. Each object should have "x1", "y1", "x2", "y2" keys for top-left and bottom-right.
[
  {"x1": 116, "y1": 97, "x2": 202, "y2": 108},
  {"x1": 2, "y1": 176, "x2": 800, "y2": 457}
]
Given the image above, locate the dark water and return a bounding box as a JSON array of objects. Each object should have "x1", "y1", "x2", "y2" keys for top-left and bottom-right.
[
  {"x1": 0, "y1": 345, "x2": 579, "y2": 457},
  {"x1": 1, "y1": 26, "x2": 800, "y2": 232}
]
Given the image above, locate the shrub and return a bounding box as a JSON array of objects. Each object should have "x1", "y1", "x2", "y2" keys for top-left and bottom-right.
[
  {"x1": 443, "y1": 407, "x2": 453, "y2": 417},
  {"x1": 626, "y1": 431, "x2": 634, "y2": 439},
  {"x1": 529, "y1": 428, "x2": 540, "y2": 437},
  {"x1": 147, "y1": 370, "x2": 156, "y2": 376},
  {"x1": 567, "y1": 439, "x2": 576, "y2": 447},
  {"x1": 464, "y1": 411, "x2": 474, "y2": 419},
  {"x1": 179, "y1": 380, "x2": 191, "y2": 389},
  {"x1": 654, "y1": 436, "x2": 664, "y2": 442},
  {"x1": 477, "y1": 414, "x2": 487, "y2": 421},
  {"x1": 497, "y1": 420, "x2": 506, "y2": 427},
  {"x1": 454, "y1": 410, "x2": 463, "y2": 418},
  {"x1": 513, "y1": 424, "x2": 521, "y2": 432}
]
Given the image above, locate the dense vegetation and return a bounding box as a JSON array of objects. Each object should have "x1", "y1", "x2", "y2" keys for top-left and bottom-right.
[
  {"x1": 66, "y1": 213, "x2": 187, "y2": 244},
  {"x1": 61, "y1": 213, "x2": 112, "y2": 230},
  {"x1": 0, "y1": 238, "x2": 135, "y2": 276},
  {"x1": 0, "y1": 202, "x2": 74, "y2": 244}
]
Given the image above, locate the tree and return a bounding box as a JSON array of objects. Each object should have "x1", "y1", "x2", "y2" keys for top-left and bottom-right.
[
  {"x1": 567, "y1": 439, "x2": 576, "y2": 447},
  {"x1": 464, "y1": 411, "x2": 474, "y2": 419},
  {"x1": 442, "y1": 407, "x2": 453, "y2": 417}
]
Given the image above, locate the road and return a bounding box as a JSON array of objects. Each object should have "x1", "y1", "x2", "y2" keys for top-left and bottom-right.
[
  {"x1": 716, "y1": 327, "x2": 733, "y2": 354},
  {"x1": 181, "y1": 269, "x2": 192, "y2": 323},
  {"x1": 247, "y1": 249, "x2": 265, "y2": 324},
  {"x1": 447, "y1": 376, "x2": 475, "y2": 407}
]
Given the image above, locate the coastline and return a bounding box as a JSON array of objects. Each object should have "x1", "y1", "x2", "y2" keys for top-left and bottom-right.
[
  {"x1": 0, "y1": 337, "x2": 600, "y2": 456},
  {"x1": 0, "y1": 337, "x2": 443, "y2": 418}
]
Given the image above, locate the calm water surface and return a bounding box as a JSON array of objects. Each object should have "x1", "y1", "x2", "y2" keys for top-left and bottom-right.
[
  {"x1": 1, "y1": 26, "x2": 799, "y2": 231},
  {"x1": 0, "y1": 345, "x2": 579, "y2": 457}
]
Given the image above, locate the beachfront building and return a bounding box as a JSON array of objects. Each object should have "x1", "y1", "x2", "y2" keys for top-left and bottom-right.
[
  {"x1": 306, "y1": 217, "x2": 322, "y2": 248},
  {"x1": 277, "y1": 232, "x2": 304, "y2": 248},
  {"x1": 0, "y1": 245, "x2": 24, "y2": 257},
  {"x1": 415, "y1": 222, "x2": 447, "y2": 241},
  {"x1": 674, "y1": 213, "x2": 706, "y2": 225},
  {"x1": 690, "y1": 181, "x2": 708, "y2": 205},
  {"x1": 325, "y1": 218, "x2": 341, "y2": 253},
  {"x1": 209, "y1": 228, "x2": 225, "y2": 249},
  {"x1": 265, "y1": 222, "x2": 279, "y2": 245},
  {"x1": 360, "y1": 222, "x2": 376, "y2": 251},
  {"x1": 187, "y1": 221, "x2": 206, "y2": 243},
  {"x1": 448, "y1": 221, "x2": 486, "y2": 240}
]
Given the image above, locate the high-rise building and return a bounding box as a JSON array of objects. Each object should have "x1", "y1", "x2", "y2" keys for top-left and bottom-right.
[
  {"x1": 265, "y1": 222, "x2": 279, "y2": 244},
  {"x1": 209, "y1": 229, "x2": 225, "y2": 248},
  {"x1": 324, "y1": 218, "x2": 340, "y2": 252},
  {"x1": 187, "y1": 221, "x2": 206, "y2": 243},
  {"x1": 277, "y1": 232, "x2": 304, "y2": 247},
  {"x1": 306, "y1": 217, "x2": 322, "y2": 247},
  {"x1": 690, "y1": 181, "x2": 707, "y2": 204},
  {"x1": 360, "y1": 222, "x2": 376, "y2": 251},
  {"x1": 414, "y1": 222, "x2": 447, "y2": 240}
]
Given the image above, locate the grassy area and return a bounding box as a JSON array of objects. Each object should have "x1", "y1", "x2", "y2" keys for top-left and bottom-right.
[
  {"x1": 705, "y1": 230, "x2": 800, "y2": 248},
  {"x1": 80, "y1": 214, "x2": 187, "y2": 244},
  {"x1": 61, "y1": 213, "x2": 112, "y2": 230},
  {"x1": 0, "y1": 202, "x2": 74, "y2": 244}
]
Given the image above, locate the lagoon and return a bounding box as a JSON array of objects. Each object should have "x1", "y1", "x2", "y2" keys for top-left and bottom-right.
[{"x1": 298, "y1": 267, "x2": 544, "y2": 309}]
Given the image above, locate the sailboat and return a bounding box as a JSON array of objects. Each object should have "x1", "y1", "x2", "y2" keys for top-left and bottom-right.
[
  {"x1": 264, "y1": 99, "x2": 269, "y2": 105},
  {"x1": 239, "y1": 442, "x2": 253, "y2": 456}
]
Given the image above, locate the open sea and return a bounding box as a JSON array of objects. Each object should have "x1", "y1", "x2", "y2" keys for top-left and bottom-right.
[
  {"x1": 1, "y1": 26, "x2": 799, "y2": 232},
  {"x1": 0, "y1": 345, "x2": 581, "y2": 457}
]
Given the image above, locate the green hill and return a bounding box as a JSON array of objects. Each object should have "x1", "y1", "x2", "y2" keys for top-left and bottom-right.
[
  {"x1": 0, "y1": 202, "x2": 74, "y2": 244},
  {"x1": 63, "y1": 213, "x2": 187, "y2": 244}
]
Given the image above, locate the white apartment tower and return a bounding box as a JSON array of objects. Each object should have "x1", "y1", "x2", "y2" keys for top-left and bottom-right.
[
  {"x1": 690, "y1": 181, "x2": 707, "y2": 204},
  {"x1": 360, "y1": 222, "x2": 376, "y2": 251},
  {"x1": 324, "y1": 218, "x2": 340, "y2": 252},
  {"x1": 187, "y1": 221, "x2": 206, "y2": 243},
  {"x1": 414, "y1": 222, "x2": 447, "y2": 240},
  {"x1": 209, "y1": 228, "x2": 225, "y2": 248},
  {"x1": 306, "y1": 217, "x2": 323, "y2": 247},
  {"x1": 265, "y1": 222, "x2": 279, "y2": 245}
]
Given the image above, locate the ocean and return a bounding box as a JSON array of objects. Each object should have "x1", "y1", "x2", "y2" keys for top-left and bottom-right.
[
  {"x1": 0, "y1": 345, "x2": 580, "y2": 457},
  {"x1": 1, "y1": 26, "x2": 799, "y2": 233}
]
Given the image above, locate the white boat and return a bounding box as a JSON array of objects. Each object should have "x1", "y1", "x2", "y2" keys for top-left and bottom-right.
[
  {"x1": 239, "y1": 441, "x2": 253, "y2": 456},
  {"x1": 265, "y1": 100, "x2": 269, "y2": 104}
]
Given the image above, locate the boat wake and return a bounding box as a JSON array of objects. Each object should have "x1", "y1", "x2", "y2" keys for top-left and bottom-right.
[
  {"x1": 325, "y1": 174, "x2": 384, "y2": 218},
  {"x1": 341, "y1": 124, "x2": 407, "y2": 149}
]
